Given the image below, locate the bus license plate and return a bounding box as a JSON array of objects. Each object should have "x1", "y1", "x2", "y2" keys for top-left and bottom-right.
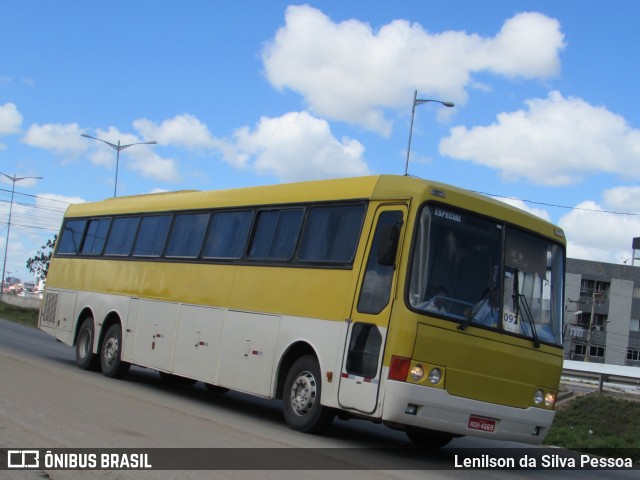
[{"x1": 468, "y1": 416, "x2": 496, "y2": 433}]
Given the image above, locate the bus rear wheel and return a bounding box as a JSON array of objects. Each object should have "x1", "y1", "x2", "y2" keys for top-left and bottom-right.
[
  {"x1": 282, "y1": 355, "x2": 334, "y2": 433},
  {"x1": 76, "y1": 317, "x2": 100, "y2": 371},
  {"x1": 100, "y1": 324, "x2": 130, "y2": 379}
]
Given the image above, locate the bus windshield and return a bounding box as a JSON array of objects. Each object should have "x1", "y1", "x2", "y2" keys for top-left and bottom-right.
[{"x1": 408, "y1": 205, "x2": 564, "y2": 347}]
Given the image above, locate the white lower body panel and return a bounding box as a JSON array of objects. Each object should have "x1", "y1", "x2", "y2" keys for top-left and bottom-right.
[{"x1": 381, "y1": 380, "x2": 555, "y2": 444}]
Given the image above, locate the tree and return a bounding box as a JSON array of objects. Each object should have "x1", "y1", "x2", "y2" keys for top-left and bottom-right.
[{"x1": 26, "y1": 235, "x2": 57, "y2": 282}]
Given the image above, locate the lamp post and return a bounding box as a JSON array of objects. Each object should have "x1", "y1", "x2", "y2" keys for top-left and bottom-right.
[
  {"x1": 1, "y1": 173, "x2": 43, "y2": 303},
  {"x1": 404, "y1": 90, "x2": 454, "y2": 176},
  {"x1": 81, "y1": 134, "x2": 157, "y2": 197}
]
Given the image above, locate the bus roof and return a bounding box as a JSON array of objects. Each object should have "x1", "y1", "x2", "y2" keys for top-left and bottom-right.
[{"x1": 63, "y1": 175, "x2": 564, "y2": 243}]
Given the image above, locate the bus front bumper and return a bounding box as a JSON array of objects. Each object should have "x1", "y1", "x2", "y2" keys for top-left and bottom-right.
[{"x1": 381, "y1": 380, "x2": 555, "y2": 444}]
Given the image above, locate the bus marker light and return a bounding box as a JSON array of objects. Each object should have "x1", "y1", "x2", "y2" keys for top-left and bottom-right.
[{"x1": 389, "y1": 356, "x2": 411, "y2": 381}]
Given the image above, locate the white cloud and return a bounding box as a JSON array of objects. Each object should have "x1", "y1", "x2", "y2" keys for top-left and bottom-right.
[
  {"x1": 0, "y1": 102, "x2": 22, "y2": 136},
  {"x1": 440, "y1": 91, "x2": 640, "y2": 186},
  {"x1": 216, "y1": 111, "x2": 370, "y2": 182},
  {"x1": 602, "y1": 185, "x2": 640, "y2": 212},
  {"x1": 559, "y1": 200, "x2": 640, "y2": 263},
  {"x1": 262, "y1": 6, "x2": 564, "y2": 134},
  {"x1": 22, "y1": 123, "x2": 86, "y2": 157},
  {"x1": 133, "y1": 114, "x2": 216, "y2": 149},
  {"x1": 128, "y1": 151, "x2": 179, "y2": 182}
]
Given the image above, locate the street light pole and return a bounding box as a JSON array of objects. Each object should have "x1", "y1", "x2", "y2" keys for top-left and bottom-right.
[
  {"x1": 404, "y1": 90, "x2": 454, "y2": 176},
  {"x1": 0, "y1": 173, "x2": 43, "y2": 303},
  {"x1": 81, "y1": 134, "x2": 157, "y2": 197}
]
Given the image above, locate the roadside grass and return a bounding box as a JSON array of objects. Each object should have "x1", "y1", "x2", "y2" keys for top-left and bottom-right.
[
  {"x1": 1, "y1": 306, "x2": 638, "y2": 463},
  {"x1": 0, "y1": 302, "x2": 38, "y2": 328},
  {"x1": 545, "y1": 393, "x2": 640, "y2": 461}
]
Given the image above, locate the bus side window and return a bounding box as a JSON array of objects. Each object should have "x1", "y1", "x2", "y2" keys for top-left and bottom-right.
[
  {"x1": 203, "y1": 210, "x2": 253, "y2": 259},
  {"x1": 104, "y1": 217, "x2": 140, "y2": 256},
  {"x1": 298, "y1": 204, "x2": 365, "y2": 264},
  {"x1": 248, "y1": 208, "x2": 303, "y2": 261},
  {"x1": 57, "y1": 219, "x2": 87, "y2": 255},
  {"x1": 80, "y1": 218, "x2": 111, "y2": 256},
  {"x1": 346, "y1": 323, "x2": 382, "y2": 378},
  {"x1": 165, "y1": 212, "x2": 210, "y2": 258},
  {"x1": 357, "y1": 211, "x2": 404, "y2": 315},
  {"x1": 132, "y1": 215, "x2": 172, "y2": 257}
]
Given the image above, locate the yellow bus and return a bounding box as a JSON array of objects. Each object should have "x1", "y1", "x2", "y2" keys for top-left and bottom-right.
[{"x1": 39, "y1": 175, "x2": 565, "y2": 447}]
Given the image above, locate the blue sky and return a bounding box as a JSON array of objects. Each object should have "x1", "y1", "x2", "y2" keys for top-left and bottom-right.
[{"x1": 2, "y1": 1, "x2": 640, "y2": 282}]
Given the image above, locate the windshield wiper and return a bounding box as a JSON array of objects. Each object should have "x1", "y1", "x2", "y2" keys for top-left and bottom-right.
[
  {"x1": 458, "y1": 286, "x2": 495, "y2": 331},
  {"x1": 512, "y1": 269, "x2": 540, "y2": 348}
]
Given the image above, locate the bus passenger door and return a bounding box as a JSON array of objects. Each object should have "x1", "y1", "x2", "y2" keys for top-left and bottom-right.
[{"x1": 338, "y1": 205, "x2": 407, "y2": 414}]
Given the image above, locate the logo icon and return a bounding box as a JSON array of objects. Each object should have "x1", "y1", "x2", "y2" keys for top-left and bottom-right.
[{"x1": 7, "y1": 450, "x2": 40, "y2": 469}]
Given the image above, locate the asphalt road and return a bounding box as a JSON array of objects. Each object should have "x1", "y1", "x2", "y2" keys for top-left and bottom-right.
[{"x1": 0, "y1": 318, "x2": 635, "y2": 480}]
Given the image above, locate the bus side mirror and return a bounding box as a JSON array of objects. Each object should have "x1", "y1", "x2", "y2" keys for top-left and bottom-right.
[{"x1": 377, "y1": 223, "x2": 401, "y2": 266}]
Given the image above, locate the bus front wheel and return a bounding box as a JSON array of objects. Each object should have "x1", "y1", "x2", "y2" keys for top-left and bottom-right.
[
  {"x1": 100, "y1": 324, "x2": 130, "y2": 379},
  {"x1": 76, "y1": 317, "x2": 100, "y2": 371},
  {"x1": 282, "y1": 355, "x2": 334, "y2": 433}
]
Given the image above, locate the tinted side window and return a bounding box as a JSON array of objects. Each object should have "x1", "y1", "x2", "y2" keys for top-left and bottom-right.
[
  {"x1": 57, "y1": 219, "x2": 87, "y2": 254},
  {"x1": 81, "y1": 218, "x2": 111, "y2": 255},
  {"x1": 249, "y1": 209, "x2": 303, "y2": 261},
  {"x1": 203, "y1": 210, "x2": 253, "y2": 259},
  {"x1": 165, "y1": 212, "x2": 210, "y2": 258},
  {"x1": 104, "y1": 217, "x2": 140, "y2": 256},
  {"x1": 132, "y1": 215, "x2": 172, "y2": 257},
  {"x1": 346, "y1": 323, "x2": 382, "y2": 378},
  {"x1": 357, "y1": 211, "x2": 404, "y2": 314},
  {"x1": 298, "y1": 204, "x2": 365, "y2": 263}
]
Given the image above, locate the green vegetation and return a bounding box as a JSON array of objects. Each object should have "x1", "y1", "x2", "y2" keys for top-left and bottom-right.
[
  {"x1": 545, "y1": 394, "x2": 640, "y2": 461},
  {"x1": 0, "y1": 302, "x2": 39, "y2": 328}
]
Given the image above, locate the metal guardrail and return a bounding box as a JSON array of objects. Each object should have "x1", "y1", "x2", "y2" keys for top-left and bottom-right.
[{"x1": 562, "y1": 360, "x2": 640, "y2": 394}]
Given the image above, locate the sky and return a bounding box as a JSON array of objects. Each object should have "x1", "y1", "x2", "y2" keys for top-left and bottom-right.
[{"x1": 2, "y1": 0, "x2": 640, "y2": 283}]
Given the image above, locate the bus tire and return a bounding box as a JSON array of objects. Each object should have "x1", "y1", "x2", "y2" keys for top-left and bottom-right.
[
  {"x1": 282, "y1": 355, "x2": 334, "y2": 433},
  {"x1": 406, "y1": 429, "x2": 454, "y2": 448},
  {"x1": 100, "y1": 324, "x2": 130, "y2": 379},
  {"x1": 76, "y1": 317, "x2": 100, "y2": 371}
]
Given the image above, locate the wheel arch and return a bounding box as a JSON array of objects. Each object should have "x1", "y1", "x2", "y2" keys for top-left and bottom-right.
[
  {"x1": 97, "y1": 310, "x2": 123, "y2": 353},
  {"x1": 275, "y1": 341, "x2": 319, "y2": 400},
  {"x1": 73, "y1": 307, "x2": 95, "y2": 347}
]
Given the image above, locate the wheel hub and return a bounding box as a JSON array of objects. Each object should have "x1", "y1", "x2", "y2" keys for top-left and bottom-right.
[
  {"x1": 290, "y1": 371, "x2": 317, "y2": 416},
  {"x1": 103, "y1": 337, "x2": 118, "y2": 367}
]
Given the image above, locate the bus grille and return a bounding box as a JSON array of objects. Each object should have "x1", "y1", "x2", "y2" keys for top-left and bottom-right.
[{"x1": 41, "y1": 292, "x2": 58, "y2": 325}]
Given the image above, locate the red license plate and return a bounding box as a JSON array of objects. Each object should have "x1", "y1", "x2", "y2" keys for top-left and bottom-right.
[{"x1": 468, "y1": 416, "x2": 496, "y2": 433}]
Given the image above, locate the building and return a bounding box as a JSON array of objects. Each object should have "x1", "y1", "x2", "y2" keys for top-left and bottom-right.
[{"x1": 564, "y1": 258, "x2": 640, "y2": 367}]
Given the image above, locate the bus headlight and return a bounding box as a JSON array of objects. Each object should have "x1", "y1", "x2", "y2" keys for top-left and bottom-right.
[
  {"x1": 428, "y1": 368, "x2": 442, "y2": 384},
  {"x1": 545, "y1": 392, "x2": 556, "y2": 408},
  {"x1": 533, "y1": 389, "x2": 544, "y2": 405},
  {"x1": 410, "y1": 364, "x2": 424, "y2": 381}
]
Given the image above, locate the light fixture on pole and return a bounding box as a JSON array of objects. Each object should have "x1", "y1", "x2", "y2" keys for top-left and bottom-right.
[
  {"x1": 404, "y1": 90, "x2": 454, "y2": 176},
  {"x1": 1, "y1": 172, "x2": 43, "y2": 303},
  {"x1": 81, "y1": 134, "x2": 157, "y2": 197}
]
